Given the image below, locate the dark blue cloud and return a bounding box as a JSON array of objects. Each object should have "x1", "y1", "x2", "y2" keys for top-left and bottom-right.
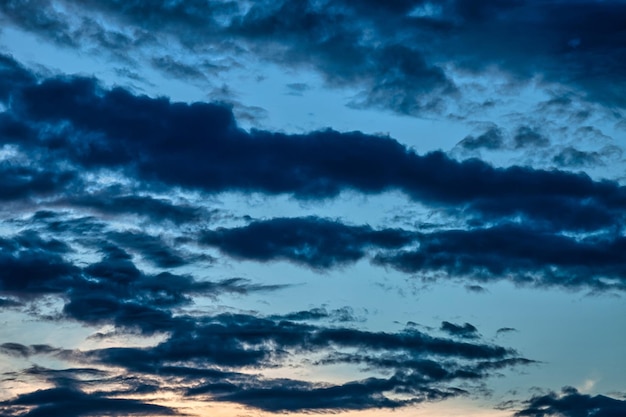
[
  {"x1": 199, "y1": 217, "x2": 626, "y2": 291},
  {"x1": 0, "y1": 233, "x2": 80, "y2": 297},
  {"x1": 1, "y1": 60, "x2": 624, "y2": 234},
  {"x1": 0, "y1": 385, "x2": 179, "y2": 417},
  {"x1": 64, "y1": 191, "x2": 202, "y2": 224},
  {"x1": 0, "y1": 53, "x2": 36, "y2": 100},
  {"x1": 0, "y1": 39, "x2": 621, "y2": 417},
  {"x1": 0, "y1": 343, "x2": 60, "y2": 358},
  {"x1": 0, "y1": 216, "x2": 536, "y2": 414},
  {"x1": 515, "y1": 387, "x2": 626, "y2": 417},
  {"x1": 0, "y1": 226, "x2": 281, "y2": 319},
  {"x1": 496, "y1": 327, "x2": 517, "y2": 336},
  {"x1": 206, "y1": 377, "x2": 416, "y2": 411},
  {"x1": 457, "y1": 127, "x2": 504, "y2": 151},
  {"x1": 272, "y1": 306, "x2": 358, "y2": 322},
  {"x1": 0, "y1": 3, "x2": 622, "y2": 415},
  {"x1": 201, "y1": 216, "x2": 413, "y2": 268},
  {"x1": 374, "y1": 224, "x2": 626, "y2": 291},
  {"x1": 79, "y1": 313, "x2": 528, "y2": 411},
  {"x1": 2, "y1": 60, "x2": 623, "y2": 292},
  {"x1": 0, "y1": 297, "x2": 21, "y2": 307},
  {"x1": 3, "y1": 1, "x2": 625, "y2": 112},
  {"x1": 440, "y1": 321, "x2": 479, "y2": 339},
  {"x1": 553, "y1": 146, "x2": 606, "y2": 168},
  {"x1": 0, "y1": 163, "x2": 77, "y2": 201},
  {"x1": 1, "y1": 309, "x2": 531, "y2": 413},
  {"x1": 65, "y1": 253, "x2": 283, "y2": 332},
  {"x1": 107, "y1": 231, "x2": 187, "y2": 268},
  {"x1": 150, "y1": 55, "x2": 213, "y2": 82},
  {"x1": 514, "y1": 126, "x2": 550, "y2": 149}
]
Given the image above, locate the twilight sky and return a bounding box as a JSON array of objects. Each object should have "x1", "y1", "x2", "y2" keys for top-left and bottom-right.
[{"x1": 0, "y1": 1, "x2": 625, "y2": 416}]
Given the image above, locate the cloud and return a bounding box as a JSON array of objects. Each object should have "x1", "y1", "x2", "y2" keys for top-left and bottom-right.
[
  {"x1": 63, "y1": 191, "x2": 202, "y2": 224},
  {"x1": 0, "y1": 343, "x2": 60, "y2": 358},
  {"x1": 272, "y1": 306, "x2": 359, "y2": 323},
  {"x1": 0, "y1": 0, "x2": 152, "y2": 63},
  {"x1": 465, "y1": 284, "x2": 488, "y2": 294},
  {"x1": 0, "y1": 0, "x2": 77, "y2": 48},
  {"x1": 0, "y1": 54, "x2": 36, "y2": 100},
  {"x1": 515, "y1": 387, "x2": 626, "y2": 417},
  {"x1": 440, "y1": 321, "x2": 479, "y2": 339},
  {"x1": 199, "y1": 216, "x2": 626, "y2": 291},
  {"x1": 107, "y1": 231, "x2": 188, "y2": 268},
  {"x1": 0, "y1": 58, "x2": 624, "y2": 295},
  {"x1": 374, "y1": 224, "x2": 626, "y2": 291},
  {"x1": 0, "y1": 297, "x2": 21, "y2": 307},
  {"x1": 0, "y1": 163, "x2": 77, "y2": 201},
  {"x1": 0, "y1": 224, "x2": 283, "y2": 330},
  {"x1": 0, "y1": 232, "x2": 80, "y2": 298},
  {"x1": 65, "y1": 251, "x2": 282, "y2": 333},
  {"x1": 76, "y1": 312, "x2": 528, "y2": 411},
  {"x1": 3, "y1": 0, "x2": 626, "y2": 114},
  {"x1": 0, "y1": 223, "x2": 539, "y2": 412},
  {"x1": 514, "y1": 126, "x2": 550, "y2": 149},
  {"x1": 204, "y1": 376, "x2": 417, "y2": 412},
  {"x1": 285, "y1": 82, "x2": 310, "y2": 95},
  {"x1": 457, "y1": 127, "x2": 504, "y2": 151},
  {"x1": 496, "y1": 327, "x2": 517, "y2": 336},
  {"x1": 0, "y1": 307, "x2": 531, "y2": 413},
  {"x1": 2, "y1": 59, "x2": 625, "y2": 235},
  {"x1": 150, "y1": 55, "x2": 210, "y2": 82},
  {"x1": 200, "y1": 216, "x2": 413, "y2": 269},
  {"x1": 0, "y1": 385, "x2": 179, "y2": 417},
  {"x1": 0, "y1": 5, "x2": 622, "y2": 417},
  {"x1": 62, "y1": 294, "x2": 177, "y2": 335},
  {"x1": 552, "y1": 146, "x2": 622, "y2": 168}
]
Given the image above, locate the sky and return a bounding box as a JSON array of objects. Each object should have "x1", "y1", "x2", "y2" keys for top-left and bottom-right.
[{"x1": 0, "y1": 1, "x2": 625, "y2": 416}]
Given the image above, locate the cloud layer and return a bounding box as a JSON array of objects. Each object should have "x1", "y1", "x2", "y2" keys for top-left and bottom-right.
[
  {"x1": 0, "y1": 54, "x2": 624, "y2": 295},
  {"x1": 3, "y1": 0, "x2": 626, "y2": 114},
  {"x1": 0, "y1": 1, "x2": 625, "y2": 411}
]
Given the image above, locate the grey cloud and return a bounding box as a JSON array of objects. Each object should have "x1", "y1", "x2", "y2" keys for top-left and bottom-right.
[
  {"x1": 514, "y1": 126, "x2": 550, "y2": 149},
  {"x1": 457, "y1": 127, "x2": 504, "y2": 151}
]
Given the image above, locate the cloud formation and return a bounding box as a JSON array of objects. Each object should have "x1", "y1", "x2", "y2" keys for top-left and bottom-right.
[
  {"x1": 201, "y1": 216, "x2": 412, "y2": 268},
  {"x1": 1, "y1": 385, "x2": 179, "y2": 417},
  {"x1": 0, "y1": 6, "x2": 623, "y2": 411},
  {"x1": 0, "y1": 214, "x2": 533, "y2": 414},
  {"x1": 1, "y1": 311, "x2": 531, "y2": 413},
  {"x1": 0, "y1": 56, "x2": 623, "y2": 296},
  {"x1": 2, "y1": 0, "x2": 625, "y2": 114},
  {"x1": 374, "y1": 224, "x2": 626, "y2": 291},
  {"x1": 1, "y1": 57, "x2": 624, "y2": 235},
  {"x1": 515, "y1": 387, "x2": 626, "y2": 417},
  {"x1": 199, "y1": 217, "x2": 626, "y2": 291}
]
